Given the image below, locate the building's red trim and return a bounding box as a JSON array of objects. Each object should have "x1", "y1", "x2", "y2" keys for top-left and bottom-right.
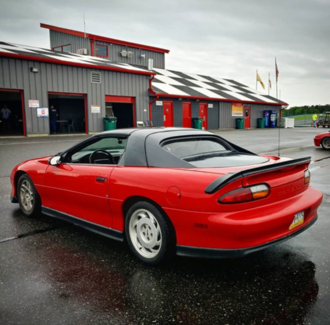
[
  {"x1": 0, "y1": 88, "x2": 26, "y2": 136},
  {"x1": 105, "y1": 95, "x2": 136, "y2": 127},
  {"x1": 105, "y1": 95, "x2": 135, "y2": 103},
  {"x1": 48, "y1": 92, "x2": 88, "y2": 134},
  {"x1": 150, "y1": 93, "x2": 287, "y2": 107},
  {"x1": 20, "y1": 90, "x2": 26, "y2": 136},
  {"x1": 40, "y1": 23, "x2": 170, "y2": 54},
  {"x1": 0, "y1": 52, "x2": 154, "y2": 77},
  {"x1": 90, "y1": 37, "x2": 95, "y2": 56}
]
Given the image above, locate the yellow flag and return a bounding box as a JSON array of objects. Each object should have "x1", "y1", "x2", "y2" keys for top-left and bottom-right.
[{"x1": 257, "y1": 71, "x2": 265, "y2": 89}]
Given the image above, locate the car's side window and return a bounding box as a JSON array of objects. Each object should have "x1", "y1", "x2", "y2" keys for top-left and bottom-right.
[{"x1": 68, "y1": 137, "x2": 127, "y2": 165}]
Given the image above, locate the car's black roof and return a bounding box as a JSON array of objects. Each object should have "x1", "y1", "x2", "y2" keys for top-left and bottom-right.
[{"x1": 64, "y1": 128, "x2": 256, "y2": 167}]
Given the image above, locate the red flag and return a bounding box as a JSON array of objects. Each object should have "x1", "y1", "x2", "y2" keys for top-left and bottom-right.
[{"x1": 275, "y1": 59, "x2": 279, "y2": 82}]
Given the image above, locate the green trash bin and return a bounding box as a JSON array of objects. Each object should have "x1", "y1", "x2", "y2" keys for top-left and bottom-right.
[
  {"x1": 236, "y1": 118, "x2": 244, "y2": 129},
  {"x1": 103, "y1": 116, "x2": 117, "y2": 130},
  {"x1": 257, "y1": 118, "x2": 265, "y2": 129},
  {"x1": 192, "y1": 117, "x2": 203, "y2": 130}
]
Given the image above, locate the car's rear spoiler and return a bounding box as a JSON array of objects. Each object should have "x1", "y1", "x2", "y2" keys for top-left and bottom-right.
[{"x1": 205, "y1": 156, "x2": 311, "y2": 194}]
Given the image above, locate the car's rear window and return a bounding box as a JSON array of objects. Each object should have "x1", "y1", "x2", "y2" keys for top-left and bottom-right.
[
  {"x1": 160, "y1": 138, "x2": 268, "y2": 167},
  {"x1": 162, "y1": 139, "x2": 228, "y2": 158}
]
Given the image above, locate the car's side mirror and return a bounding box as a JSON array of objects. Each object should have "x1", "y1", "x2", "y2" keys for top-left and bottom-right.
[{"x1": 49, "y1": 155, "x2": 61, "y2": 166}]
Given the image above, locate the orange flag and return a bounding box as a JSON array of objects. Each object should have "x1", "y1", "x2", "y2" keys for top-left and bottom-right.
[{"x1": 256, "y1": 71, "x2": 265, "y2": 89}]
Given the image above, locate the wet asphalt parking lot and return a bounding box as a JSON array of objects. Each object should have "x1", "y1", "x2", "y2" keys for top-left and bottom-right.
[{"x1": 1, "y1": 127, "x2": 330, "y2": 325}]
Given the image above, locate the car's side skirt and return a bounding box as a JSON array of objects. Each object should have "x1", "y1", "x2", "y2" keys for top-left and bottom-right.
[
  {"x1": 42, "y1": 206, "x2": 124, "y2": 242},
  {"x1": 176, "y1": 215, "x2": 318, "y2": 259}
]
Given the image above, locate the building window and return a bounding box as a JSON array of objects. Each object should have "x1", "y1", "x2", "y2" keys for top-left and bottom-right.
[
  {"x1": 53, "y1": 44, "x2": 71, "y2": 53},
  {"x1": 96, "y1": 44, "x2": 108, "y2": 58}
]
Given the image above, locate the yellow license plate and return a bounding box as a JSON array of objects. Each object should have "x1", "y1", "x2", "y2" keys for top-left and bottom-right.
[{"x1": 289, "y1": 211, "x2": 304, "y2": 230}]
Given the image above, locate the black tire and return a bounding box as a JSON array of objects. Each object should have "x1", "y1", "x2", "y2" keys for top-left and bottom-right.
[
  {"x1": 125, "y1": 201, "x2": 176, "y2": 265},
  {"x1": 17, "y1": 174, "x2": 41, "y2": 217},
  {"x1": 321, "y1": 137, "x2": 330, "y2": 150}
]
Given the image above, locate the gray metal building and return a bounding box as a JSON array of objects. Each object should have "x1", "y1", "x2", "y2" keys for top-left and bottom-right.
[
  {"x1": 0, "y1": 23, "x2": 287, "y2": 137},
  {"x1": 42, "y1": 23, "x2": 168, "y2": 69},
  {"x1": 0, "y1": 42, "x2": 151, "y2": 136}
]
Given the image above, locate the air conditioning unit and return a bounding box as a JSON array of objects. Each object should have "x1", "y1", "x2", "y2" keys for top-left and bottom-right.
[
  {"x1": 120, "y1": 50, "x2": 127, "y2": 57},
  {"x1": 77, "y1": 48, "x2": 88, "y2": 55},
  {"x1": 127, "y1": 51, "x2": 133, "y2": 58}
]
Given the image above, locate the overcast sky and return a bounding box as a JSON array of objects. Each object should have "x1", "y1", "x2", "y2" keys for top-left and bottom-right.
[{"x1": 1, "y1": 0, "x2": 329, "y2": 107}]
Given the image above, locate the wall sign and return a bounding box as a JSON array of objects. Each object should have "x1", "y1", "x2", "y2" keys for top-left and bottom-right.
[
  {"x1": 156, "y1": 101, "x2": 163, "y2": 106},
  {"x1": 91, "y1": 105, "x2": 100, "y2": 113},
  {"x1": 37, "y1": 108, "x2": 49, "y2": 118},
  {"x1": 232, "y1": 103, "x2": 243, "y2": 116},
  {"x1": 208, "y1": 103, "x2": 213, "y2": 108},
  {"x1": 29, "y1": 100, "x2": 39, "y2": 108}
]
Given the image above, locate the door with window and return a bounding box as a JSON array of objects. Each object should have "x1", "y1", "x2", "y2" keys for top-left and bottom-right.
[
  {"x1": 199, "y1": 103, "x2": 208, "y2": 130},
  {"x1": 44, "y1": 136, "x2": 127, "y2": 227},
  {"x1": 182, "y1": 102, "x2": 192, "y2": 127},
  {"x1": 245, "y1": 106, "x2": 251, "y2": 128},
  {"x1": 163, "y1": 101, "x2": 174, "y2": 127}
]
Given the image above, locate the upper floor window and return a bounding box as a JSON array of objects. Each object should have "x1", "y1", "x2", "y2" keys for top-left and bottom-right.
[
  {"x1": 95, "y1": 44, "x2": 108, "y2": 58},
  {"x1": 53, "y1": 44, "x2": 71, "y2": 53}
]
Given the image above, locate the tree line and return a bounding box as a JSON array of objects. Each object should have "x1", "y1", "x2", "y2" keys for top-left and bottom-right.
[{"x1": 282, "y1": 104, "x2": 330, "y2": 116}]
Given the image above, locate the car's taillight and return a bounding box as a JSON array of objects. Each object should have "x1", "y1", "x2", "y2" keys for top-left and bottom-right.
[
  {"x1": 304, "y1": 169, "x2": 310, "y2": 184},
  {"x1": 218, "y1": 184, "x2": 270, "y2": 204}
]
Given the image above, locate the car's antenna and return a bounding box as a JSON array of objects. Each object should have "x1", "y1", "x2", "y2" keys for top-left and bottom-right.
[{"x1": 278, "y1": 113, "x2": 281, "y2": 157}]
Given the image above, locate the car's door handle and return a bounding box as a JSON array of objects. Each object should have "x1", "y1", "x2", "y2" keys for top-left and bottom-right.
[{"x1": 96, "y1": 177, "x2": 107, "y2": 182}]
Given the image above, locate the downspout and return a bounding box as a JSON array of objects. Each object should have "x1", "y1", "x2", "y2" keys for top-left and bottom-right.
[
  {"x1": 148, "y1": 74, "x2": 158, "y2": 121},
  {"x1": 90, "y1": 36, "x2": 96, "y2": 56}
]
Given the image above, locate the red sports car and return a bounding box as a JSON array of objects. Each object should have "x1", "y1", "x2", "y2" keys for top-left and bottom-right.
[
  {"x1": 314, "y1": 131, "x2": 330, "y2": 149},
  {"x1": 11, "y1": 128, "x2": 323, "y2": 265}
]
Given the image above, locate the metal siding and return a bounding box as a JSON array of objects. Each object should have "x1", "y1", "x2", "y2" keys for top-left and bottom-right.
[
  {"x1": 0, "y1": 57, "x2": 150, "y2": 134},
  {"x1": 99, "y1": 42, "x2": 165, "y2": 69},
  {"x1": 219, "y1": 102, "x2": 235, "y2": 128},
  {"x1": 173, "y1": 99, "x2": 182, "y2": 127},
  {"x1": 50, "y1": 31, "x2": 91, "y2": 55},
  {"x1": 207, "y1": 102, "x2": 219, "y2": 130},
  {"x1": 192, "y1": 101, "x2": 199, "y2": 119},
  {"x1": 151, "y1": 103, "x2": 164, "y2": 127},
  {"x1": 249, "y1": 104, "x2": 281, "y2": 128}
]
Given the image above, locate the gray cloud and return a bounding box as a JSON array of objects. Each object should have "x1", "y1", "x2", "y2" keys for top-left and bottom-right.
[{"x1": 0, "y1": 0, "x2": 329, "y2": 106}]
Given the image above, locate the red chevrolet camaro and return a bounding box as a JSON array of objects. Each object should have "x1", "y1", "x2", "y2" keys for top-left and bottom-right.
[
  {"x1": 314, "y1": 131, "x2": 330, "y2": 149},
  {"x1": 11, "y1": 128, "x2": 323, "y2": 265}
]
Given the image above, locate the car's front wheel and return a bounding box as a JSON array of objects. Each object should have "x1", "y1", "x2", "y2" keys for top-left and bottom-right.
[
  {"x1": 17, "y1": 174, "x2": 41, "y2": 217},
  {"x1": 125, "y1": 201, "x2": 175, "y2": 265},
  {"x1": 321, "y1": 137, "x2": 330, "y2": 150}
]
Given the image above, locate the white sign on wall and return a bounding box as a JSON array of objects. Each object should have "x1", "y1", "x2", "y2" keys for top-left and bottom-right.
[
  {"x1": 156, "y1": 101, "x2": 163, "y2": 106},
  {"x1": 91, "y1": 105, "x2": 100, "y2": 113},
  {"x1": 208, "y1": 103, "x2": 213, "y2": 108},
  {"x1": 29, "y1": 100, "x2": 40, "y2": 108},
  {"x1": 37, "y1": 108, "x2": 49, "y2": 118}
]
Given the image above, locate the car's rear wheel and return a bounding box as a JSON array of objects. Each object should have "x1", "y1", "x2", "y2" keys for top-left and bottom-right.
[
  {"x1": 321, "y1": 137, "x2": 330, "y2": 150},
  {"x1": 125, "y1": 201, "x2": 175, "y2": 265},
  {"x1": 17, "y1": 174, "x2": 41, "y2": 217}
]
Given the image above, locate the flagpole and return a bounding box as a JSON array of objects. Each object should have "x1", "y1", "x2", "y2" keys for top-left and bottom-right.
[
  {"x1": 256, "y1": 70, "x2": 257, "y2": 91},
  {"x1": 268, "y1": 73, "x2": 270, "y2": 96},
  {"x1": 275, "y1": 58, "x2": 278, "y2": 99}
]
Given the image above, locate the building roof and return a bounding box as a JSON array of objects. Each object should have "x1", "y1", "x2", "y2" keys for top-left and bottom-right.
[
  {"x1": 40, "y1": 23, "x2": 170, "y2": 54},
  {"x1": 0, "y1": 42, "x2": 153, "y2": 76},
  {"x1": 151, "y1": 68, "x2": 287, "y2": 106}
]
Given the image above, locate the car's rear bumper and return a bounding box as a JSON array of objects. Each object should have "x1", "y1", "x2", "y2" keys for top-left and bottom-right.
[
  {"x1": 165, "y1": 187, "x2": 322, "y2": 252},
  {"x1": 176, "y1": 215, "x2": 318, "y2": 258}
]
